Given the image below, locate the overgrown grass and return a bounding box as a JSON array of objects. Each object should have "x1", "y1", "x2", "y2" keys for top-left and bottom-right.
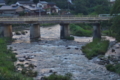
[
  {"x1": 82, "y1": 40, "x2": 109, "y2": 59},
  {"x1": 65, "y1": 36, "x2": 74, "y2": 40},
  {"x1": 42, "y1": 73, "x2": 72, "y2": 80},
  {"x1": 41, "y1": 23, "x2": 56, "y2": 27},
  {"x1": 106, "y1": 63, "x2": 120, "y2": 74},
  {"x1": 0, "y1": 38, "x2": 33, "y2": 80},
  {"x1": 70, "y1": 24, "x2": 92, "y2": 37}
]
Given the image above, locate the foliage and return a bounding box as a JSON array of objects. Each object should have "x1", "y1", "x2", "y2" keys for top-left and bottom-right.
[
  {"x1": 106, "y1": 63, "x2": 120, "y2": 74},
  {"x1": 45, "y1": 0, "x2": 110, "y2": 15},
  {"x1": 42, "y1": 73, "x2": 72, "y2": 80},
  {"x1": 6, "y1": 0, "x2": 110, "y2": 15},
  {"x1": 65, "y1": 36, "x2": 74, "y2": 40},
  {"x1": 41, "y1": 23, "x2": 56, "y2": 27},
  {"x1": 110, "y1": 0, "x2": 120, "y2": 15},
  {"x1": 82, "y1": 40, "x2": 109, "y2": 59},
  {"x1": 110, "y1": 0, "x2": 120, "y2": 42},
  {"x1": 70, "y1": 24, "x2": 92, "y2": 37},
  {"x1": 0, "y1": 38, "x2": 33, "y2": 80}
]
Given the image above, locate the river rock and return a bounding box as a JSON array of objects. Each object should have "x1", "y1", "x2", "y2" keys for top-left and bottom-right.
[{"x1": 19, "y1": 58, "x2": 25, "y2": 62}]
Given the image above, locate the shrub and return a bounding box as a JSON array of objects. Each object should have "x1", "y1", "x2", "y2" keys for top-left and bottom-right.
[
  {"x1": 21, "y1": 31, "x2": 26, "y2": 35},
  {"x1": 106, "y1": 64, "x2": 115, "y2": 72},
  {"x1": 82, "y1": 40, "x2": 109, "y2": 59},
  {"x1": 70, "y1": 24, "x2": 92, "y2": 37},
  {"x1": 106, "y1": 63, "x2": 120, "y2": 74},
  {"x1": 0, "y1": 38, "x2": 33, "y2": 80},
  {"x1": 65, "y1": 36, "x2": 74, "y2": 40},
  {"x1": 42, "y1": 73, "x2": 72, "y2": 80}
]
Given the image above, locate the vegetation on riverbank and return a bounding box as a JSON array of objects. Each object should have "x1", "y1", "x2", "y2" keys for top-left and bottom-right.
[
  {"x1": 106, "y1": 63, "x2": 120, "y2": 74},
  {"x1": 42, "y1": 73, "x2": 72, "y2": 80},
  {"x1": 0, "y1": 38, "x2": 33, "y2": 80},
  {"x1": 82, "y1": 40, "x2": 109, "y2": 59},
  {"x1": 41, "y1": 23, "x2": 56, "y2": 27},
  {"x1": 70, "y1": 24, "x2": 92, "y2": 37}
]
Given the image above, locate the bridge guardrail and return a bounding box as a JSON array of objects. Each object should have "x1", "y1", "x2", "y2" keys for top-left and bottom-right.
[{"x1": 0, "y1": 16, "x2": 111, "y2": 22}]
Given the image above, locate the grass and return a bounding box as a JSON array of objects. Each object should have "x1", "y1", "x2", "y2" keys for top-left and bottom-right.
[
  {"x1": 41, "y1": 23, "x2": 56, "y2": 27},
  {"x1": 0, "y1": 38, "x2": 33, "y2": 80},
  {"x1": 106, "y1": 63, "x2": 120, "y2": 74},
  {"x1": 42, "y1": 73, "x2": 72, "y2": 80},
  {"x1": 82, "y1": 40, "x2": 109, "y2": 59},
  {"x1": 65, "y1": 36, "x2": 74, "y2": 40},
  {"x1": 70, "y1": 24, "x2": 92, "y2": 37}
]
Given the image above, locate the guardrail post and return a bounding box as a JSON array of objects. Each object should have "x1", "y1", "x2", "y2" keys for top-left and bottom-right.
[
  {"x1": 93, "y1": 23, "x2": 101, "y2": 41},
  {"x1": 60, "y1": 23, "x2": 70, "y2": 39},
  {"x1": 30, "y1": 24, "x2": 40, "y2": 42}
]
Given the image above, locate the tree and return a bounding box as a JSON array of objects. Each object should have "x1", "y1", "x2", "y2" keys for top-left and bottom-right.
[
  {"x1": 110, "y1": 0, "x2": 120, "y2": 15},
  {"x1": 110, "y1": 0, "x2": 120, "y2": 41}
]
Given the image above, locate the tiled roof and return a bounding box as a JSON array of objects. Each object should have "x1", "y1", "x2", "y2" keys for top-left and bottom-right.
[
  {"x1": 0, "y1": 6, "x2": 17, "y2": 10},
  {"x1": 17, "y1": 1, "x2": 34, "y2": 4},
  {"x1": 22, "y1": 5, "x2": 37, "y2": 10},
  {"x1": 0, "y1": 0, "x2": 5, "y2": 3}
]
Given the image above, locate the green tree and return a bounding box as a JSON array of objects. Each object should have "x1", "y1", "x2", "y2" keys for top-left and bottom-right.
[{"x1": 110, "y1": 0, "x2": 120, "y2": 41}]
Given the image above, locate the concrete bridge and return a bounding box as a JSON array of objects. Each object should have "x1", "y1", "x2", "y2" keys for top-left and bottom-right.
[{"x1": 0, "y1": 15, "x2": 111, "y2": 41}]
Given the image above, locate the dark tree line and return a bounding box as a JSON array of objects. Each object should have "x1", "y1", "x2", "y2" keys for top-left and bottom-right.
[
  {"x1": 5, "y1": 0, "x2": 110, "y2": 15},
  {"x1": 110, "y1": 0, "x2": 120, "y2": 41}
]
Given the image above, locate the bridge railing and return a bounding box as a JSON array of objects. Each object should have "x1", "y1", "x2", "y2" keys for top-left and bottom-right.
[{"x1": 0, "y1": 15, "x2": 111, "y2": 22}]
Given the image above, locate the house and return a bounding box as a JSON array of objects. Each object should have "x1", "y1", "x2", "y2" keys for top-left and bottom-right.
[
  {"x1": 37, "y1": 1, "x2": 48, "y2": 9},
  {"x1": 21, "y1": 5, "x2": 38, "y2": 15},
  {"x1": 47, "y1": 2, "x2": 60, "y2": 14},
  {"x1": 16, "y1": 0, "x2": 34, "y2": 6},
  {"x1": 0, "y1": 5, "x2": 24, "y2": 15},
  {"x1": 109, "y1": 0, "x2": 116, "y2": 6},
  {"x1": 0, "y1": 0, "x2": 6, "y2": 6}
]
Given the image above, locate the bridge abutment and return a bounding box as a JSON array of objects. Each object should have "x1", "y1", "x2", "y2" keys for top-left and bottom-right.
[
  {"x1": 60, "y1": 23, "x2": 70, "y2": 39},
  {"x1": 3, "y1": 24, "x2": 13, "y2": 38},
  {"x1": 93, "y1": 23, "x2": 101, "y2": 40},
  {"x1": 30, "y1": 24, "x2": 40, "y2": 41}
]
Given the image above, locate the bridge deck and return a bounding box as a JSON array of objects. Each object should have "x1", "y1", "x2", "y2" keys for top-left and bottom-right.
[{"x1": 0, "y1": 16, "x2": 111, "y2": 24}]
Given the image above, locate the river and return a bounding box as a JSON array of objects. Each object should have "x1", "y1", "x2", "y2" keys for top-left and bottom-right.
[{"x1": 8, "y1": 24, "x2": 120, "y2": 80}]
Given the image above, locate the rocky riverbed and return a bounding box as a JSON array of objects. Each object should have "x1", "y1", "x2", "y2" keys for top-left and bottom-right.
[{"x1": 8, "y1": 24, "x2": 120, "y2": 80}]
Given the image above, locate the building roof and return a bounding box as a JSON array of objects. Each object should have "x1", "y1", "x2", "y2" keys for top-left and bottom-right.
[
  {"x1": 0, "y1": 5, "x2": 24, "y2": 11},
  {"x1": 0, "y1": 0, "x2": 5, "y2": 3},
  {"x1": 22, "y1": 5, "x2": 37, "y2": 10},
  {"x1": 17, "y1": 0, "x2": 34, "y2": 4},
  {"x1": 109, "y1": 0, "x2": 115, "y2": 2},
  {"x1": 0, "y1": 6, "x2": 16, "y2": 10},
  {"x1": 39, "y1": 1, "x2": 48, "y2": 4}
]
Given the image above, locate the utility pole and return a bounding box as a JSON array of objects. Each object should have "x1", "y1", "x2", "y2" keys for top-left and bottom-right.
[{"x1": 39, "y1": 0, "x2": 41, "y2": 16}]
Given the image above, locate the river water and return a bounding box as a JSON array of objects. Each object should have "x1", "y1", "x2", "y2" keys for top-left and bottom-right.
[{"x1": 8, "y1": 24, "x2": 120, "y2": 80}]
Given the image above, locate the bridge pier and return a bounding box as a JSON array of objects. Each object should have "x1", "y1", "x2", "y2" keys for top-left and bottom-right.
[
  {"x1": 93, "y1": 23, "x2": 101, "y2": 40},
  {"x1": 60, "y1": 23, "x2": 70, "y2": 39},
  {"x1": 3, "y1": 24, "x2": 13, "y2": 38},
  {"x1": 0, "y1": 26, "x2": 4, "y2": 37},
  {"x1": 30, "y1": 24, "x2": 40, "y2": 41}
]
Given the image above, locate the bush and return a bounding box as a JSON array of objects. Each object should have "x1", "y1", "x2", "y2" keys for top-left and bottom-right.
[
  {"x1": 70, "y1": 24, "x2": 92, "y2": 37},
  {"x1": 106, "y1": 63, "x2": 120, "y2": 74},
  {"x1": 82, "y1": 40, "x2": 109, "y2": 59},
  {"x1": 65, "y1": 36, "x2": 74, "y2": 40},
  {"x1": 42, "y1": 73, "x2": 72, "y2": 80},
  {"x1": 106, "y1": 64, "x2": 115, "y2": 72},
  {"x1": 0, "y1": 38, "x2": 33, "y2": 80}
]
